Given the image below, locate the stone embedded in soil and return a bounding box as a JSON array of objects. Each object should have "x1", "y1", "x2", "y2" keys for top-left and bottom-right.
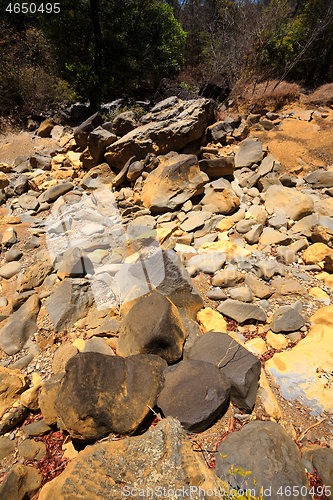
[
  {"x1": 5, "y1": 248, "x2": 23, "y2": 262},
  {"x1": 245, "y1": 272, "x2": 273, "y2": 298},
  {"x1": 18, "y1": 253, "x2": 53, "y2": 292},
  {"x1": 270, "y1": 305, "x2": 305, "y2": 333},
  {"x1": 217, "y1": 298, "x2": 267, "y2": 324},
  {"x1": 212, "y1": 268, "x2": 245, "y2": 287},
  {"x1": 215, "y1": 420, "x2": 311, "y2": 500},
  {"x1": 229, "y1": 286, "x2": 253, "y2": 303},
  {"x1": 0, "y1": 294, "x2": 40, "y2": 355},
  {"x1": 187, "y1": 251, "x2": 226, "y2": 274},
  {"x1": 117, "y1": 293, "x2": 186, "y2": 364},
  {"x1": 2, "y1": 227, "x2": 17, "y2": 247},
  {"x1": 55, "y1": 352, "x2": 167, "y2": 440},
  {"x1": 186, "y1": 331, "x2": 261, "y2": 412},
  {"x1": 18, "y1": 194, "x2": 40, "y2": 211},
  {"x1": 157, "y1": 359, "x2": 231, "y2": 432}
]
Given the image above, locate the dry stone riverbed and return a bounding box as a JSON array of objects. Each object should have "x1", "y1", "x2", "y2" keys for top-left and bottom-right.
[{"x1": 0, "y1": 96, "x2": 333, "y2": 499}]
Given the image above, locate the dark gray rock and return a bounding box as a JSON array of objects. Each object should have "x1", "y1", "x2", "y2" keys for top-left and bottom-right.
[
  {"x1": 157, "y1": 360, "x2": 230, "y2": 432},
  {"x1": 45, "y1": 278, "x2": 94, "y2": 334},
  {"x1": 217, "y1": 299, "x2": 267, "y2": 323},
  {"x1": 215, "y1": 420, "x2": 311, "y2": 499},
  {"x1": 74, "y1": 112, "x2": 103, "y2": 150},
  {"x1": 112, "y1": 111, "x2": 137, "y2": 136},
  {"x1": 0, "y1": 464, "x2": 42, "y2": 500},
  {"x1": 22, "y1": 420, "x2": 51, "y2": 436},
  {"x1": 0, "y1": 294, "x2": 40, "y2": 355},
  {"x1": 186, "y1": 331, "x2": 261, "y2": 412},
  {"x1": 117, "y1": 293, "x2": 186, "y2": 364},
  {"x1": 87, "y1": 126, "x2": 117, "y2": 165},
  {"x1": 24, "y1": 236, "x2": 40, "y2": 250},
  {"x1": 0, "y1": 406, "x2": 28, "y2": 435},
  {"x1": 252, "y1": 259, "x2": 285, "y2": 280},
  {"x1": 56, "y1": 352, "x2": 167, "y2": 440},
  {"x1": 39, "y1": 182, "x2": 74, "y2": 203},
  {"x1": 271, "y1": 306, "x2": 305, "y2": 333}
]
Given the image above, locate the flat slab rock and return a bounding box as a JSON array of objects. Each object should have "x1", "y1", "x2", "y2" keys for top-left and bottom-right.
[
  {"x1": 104, "y1": 96, "x2": 214, "y2": 168},
  {"x1": 215, "y1": 420, "x2": 311, "y2": 500},
  {"x1": 217, "y1": 298, "x2": 267, "y2": 323},
  {"x1": 185, "y1": 331, "x2": 261, "y2": 412},
  {"x1": 38, "y1": 417, "x2": 221, "y2": 500}
]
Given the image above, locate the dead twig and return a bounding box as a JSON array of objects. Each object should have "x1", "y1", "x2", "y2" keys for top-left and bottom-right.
[{"x1": 296, "y1": 417, "x2": 327, "y2": 443}]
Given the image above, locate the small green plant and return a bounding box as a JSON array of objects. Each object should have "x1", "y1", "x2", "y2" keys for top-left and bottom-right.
[
  {"x1": 180, "y1": 81, "x2": 199, "y2": 93},
  {"x1": 218, "y1": 453, "x2": 263, "y2": 500}
]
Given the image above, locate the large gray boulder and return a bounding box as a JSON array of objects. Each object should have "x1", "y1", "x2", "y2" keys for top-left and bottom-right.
[
  {"x1": 186, "y1": 331, "x2": 261, "y2": 412},
  {"x1": 104, "y1": 97, "x2": 214, "y2": 168},
  {"x1": 157, "y1": 359, "x2": 230, "y2": 432},
  {"x1": 215, "y1": 420, "x2": 311, "y2": 500}
]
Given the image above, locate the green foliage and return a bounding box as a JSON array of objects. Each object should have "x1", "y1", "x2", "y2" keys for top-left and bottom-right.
[
  {"x1": 0, "y1": 21, "x2": 78, "y2": 119},
  {"x1": 40, "y1": 0, "x2": 186, "y2": 104},
  {"x1": 180, "y1": 81, "x2": 199, "y2": 93},
  {"x1": 218, "y1": 452, "x2": 263, "y2": 500}
]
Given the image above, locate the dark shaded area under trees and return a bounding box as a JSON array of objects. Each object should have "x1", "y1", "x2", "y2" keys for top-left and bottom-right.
[{"x1": 1, "y1": 0, "x2": 333, "y2": 123}]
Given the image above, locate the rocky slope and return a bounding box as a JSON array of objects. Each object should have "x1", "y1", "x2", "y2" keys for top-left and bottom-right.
[{"x1": 0, "y1": 96, "x2": 333, "y2": 499}]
